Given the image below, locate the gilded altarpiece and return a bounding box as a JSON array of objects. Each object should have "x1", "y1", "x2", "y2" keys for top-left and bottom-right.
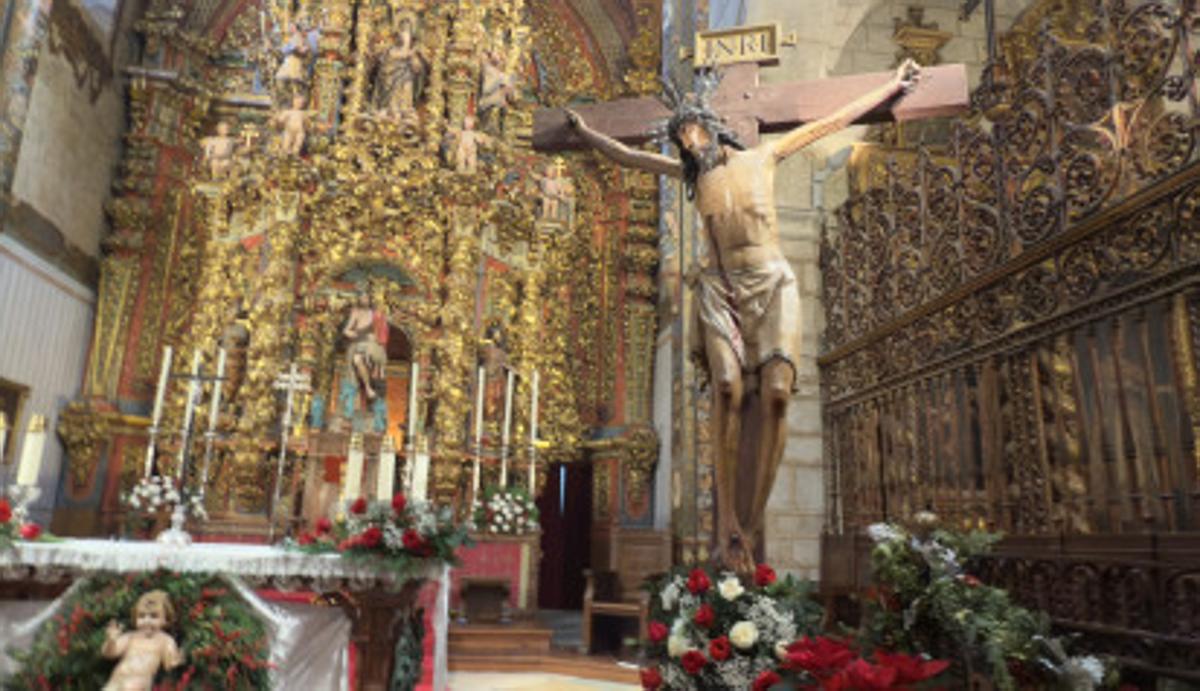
[
  {"x1": 55, "y1": 0, "x2": 661, "y2": 540},
  {"x1": 821, "y1": 0, "x2": 1200, "y2": 679}
]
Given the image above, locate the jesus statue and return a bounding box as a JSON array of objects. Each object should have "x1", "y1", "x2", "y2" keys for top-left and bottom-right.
[{"x1": 567, "y1": 59, "x2": 920, "y2": 570}]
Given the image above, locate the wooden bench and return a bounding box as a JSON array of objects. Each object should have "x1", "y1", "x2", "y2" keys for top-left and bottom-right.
[{"x1": 581, "y1": 528, "x2": 671, "y2": 653}]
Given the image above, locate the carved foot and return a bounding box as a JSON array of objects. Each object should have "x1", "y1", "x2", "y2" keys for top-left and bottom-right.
[{"x1": 722, "y1": 531, "x2": 756, "y2": 576}]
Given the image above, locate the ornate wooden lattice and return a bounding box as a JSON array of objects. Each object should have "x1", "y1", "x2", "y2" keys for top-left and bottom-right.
[{"x1": 820, "y1": 0, "x2": 1200, "y2": 679}]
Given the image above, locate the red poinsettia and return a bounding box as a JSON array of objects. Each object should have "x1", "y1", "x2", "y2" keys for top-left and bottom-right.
[
  {"x1": 391, "y1": 493, "x2": 407, "y2": 514},
  {"x1": 315, "y1": 517, "x2": 333, "y2": 534},
  {"x1": 693, "y1": 603, "x2": 715, "y2": 628},
  {"x1": 0, "y1": 498, "x2": 11, "y2": 523},
  {"x1": 783, "y1": 636, "x2": 855, "y2": 677},
  {"x1": 755, "y1": 563, "x2": 777, "y2": 587},
  {"x1": 752, "y1": 670, "x2": 782, "y2": 691},
  {"x1": 709, "y1": 635, "x2": 731, "y2": 661},
  {"x1": 349, "y1": 497, "x2": 368, "y2": 514},
  {"x1": 19, "y1": 523, "x2": 41, "y2": 540},
  {"x1": 648, "y1": 621, "x2": 668, "y2": 643},
  {"x1": 874, "y1": 650, "x2": 950, "y2": 684},
  {"x1": 827, "y1": 658, "x2": 899, "y2": 690},
  {"x1": 639, "y1": 667, "x2": 663, "y2": 690},
  {"x1": 360, "y1": 526, "x2": 383, "y2": 548},
  {"x1": 686, "y1": 568, "x2": 711, "y2": 594},
  {"x1": 680, "y1": 650, "x2": 707, "y2": 675},
  {"x1": 297, "y1": 532, "x2": 315, "y2": 546}
]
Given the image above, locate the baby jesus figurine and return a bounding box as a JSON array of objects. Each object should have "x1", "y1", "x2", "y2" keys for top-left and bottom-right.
[{"x1": 102, "y1": 590, "x2": 183, "y2": 691}]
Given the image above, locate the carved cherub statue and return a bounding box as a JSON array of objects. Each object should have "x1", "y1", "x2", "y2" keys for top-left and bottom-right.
[
  {"x1": 102, "y1": 590, "x2": 183, "y2": 691},
  {"x1": 273, "y1": 94, "x2": 320, "y2": 156},
  {"x1": 450, "y1": 115, "x2": 493, "y2": 174},
  {"x1": 200, "y1": 121, "x2": 237, "y2": 179}
]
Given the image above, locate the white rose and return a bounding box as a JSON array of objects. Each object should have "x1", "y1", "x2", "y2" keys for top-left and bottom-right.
[
  {"x1": 667, "y1": 633, "x2": 689, "y2": 658},
  {"x1": 775, "y1": 641, "x2": 789, "y2": 660},
  {"x1": 718, "y1": 576, "x2": 745, "y2": 601},
  {"x1": 729, "y1": 621, "x2": 759, "y2": 650}
]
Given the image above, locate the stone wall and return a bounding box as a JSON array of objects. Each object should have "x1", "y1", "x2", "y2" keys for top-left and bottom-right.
[{"x1": 746, "y1": 0, "x2": 1025, "y2": 579}]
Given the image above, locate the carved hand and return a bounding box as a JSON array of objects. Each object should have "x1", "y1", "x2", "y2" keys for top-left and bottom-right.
[
  {"x1": 106, "y1": 621, "x2": 122, "y2": 640},
  {"x1": 563, "y1": 108, "x2": 583, "y2": 130},
  {"x1": 896, "y1": 58, "x2": 921, "y2": 93}
]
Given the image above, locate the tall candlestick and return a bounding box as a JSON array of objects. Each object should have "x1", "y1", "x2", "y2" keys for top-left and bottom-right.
[
  {"x1": 176, "y1": 349, "x2": 203, "y2": 481},
  {"x1": 16, "y1": 415, "x2": 45, "y2": 486},
  {"x1": 472, "y1": 365, "x2": 485, "y2": 505},
  {"x1": 145, "y1": 346, "x2": 173, "y2": 477},
  {"x1": 500, "y1": 369, "x2": 514, "y2": 487},
  {"x1": 344, "y1": 433, "x2": 365, "y2": 501},
  {"x1": 407, "y1": 362, "x2": 420, "y2": 440},
  {"x1": 378, "y1": 435, "x2": 396, "y2": 500},
  {"x1": 199, "y1": 348, "x2": 227, "y2": 493},
  {"x1": 529, "y1": 370, "x2": 539, "y2": 493},
  {"x1": 0, "y1": 411, "x2": 8, "y2": 466},
  {"x1": 413, "y1": 443, "x2": 429, "y2": 502}
]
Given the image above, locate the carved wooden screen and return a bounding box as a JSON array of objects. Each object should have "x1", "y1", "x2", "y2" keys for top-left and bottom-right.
[{"x1": 819, "y1": 0, "x2": 1200, "y2": 677}]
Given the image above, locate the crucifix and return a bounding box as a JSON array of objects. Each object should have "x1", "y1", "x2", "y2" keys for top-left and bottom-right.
[
  {"x1": 534, "y1": 43, "x2": 968, "y2": 571},
  {"x1": 270, "y1": 362, "x2": 311, "y2": 541}
]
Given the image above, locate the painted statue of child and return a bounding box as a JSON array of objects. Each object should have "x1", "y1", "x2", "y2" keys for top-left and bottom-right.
[{"x1": 102, "y1": 590, "x2": 183, "y2": 691}]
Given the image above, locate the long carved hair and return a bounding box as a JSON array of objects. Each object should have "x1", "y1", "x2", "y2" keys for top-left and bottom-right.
[{"x1": 649, "y1": 68, "x2": 745, "y2": 199}]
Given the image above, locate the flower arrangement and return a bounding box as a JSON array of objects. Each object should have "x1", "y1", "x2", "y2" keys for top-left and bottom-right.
[
  {"x1": 122, "y1": 476, "x2": 207, "y2": 521},
  {"x1": 863, "y1": 514, "x2": 1116, "y2": 690},
  {"x1": 472, "y1": 485, "x2": 539, "y2": 535},
  {"x1": 3, "y1": 570, "x2": 271, "y2": 690},
  {"x1": 294, "y1": 493, "x2": 470, "y2": 579},
  {"x1": 641, "y1": 563, "x2": 828, "y2": 690},
  {"x1": 0, "y1": 496, "x2": 45, "y2": 549}
]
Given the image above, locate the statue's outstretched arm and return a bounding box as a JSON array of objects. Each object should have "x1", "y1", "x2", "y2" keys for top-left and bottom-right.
[
  {"x1": 566, "y1": 109, "x2": 682, "y2": 179},
  {"x1": 771, "y1": 59, "x2": 920, "y2": 162}
]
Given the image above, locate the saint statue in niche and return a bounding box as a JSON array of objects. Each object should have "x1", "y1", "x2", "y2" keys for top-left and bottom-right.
[
  {"x1": 200, "y1": 121, "x2": 237, "y2": 179},
  {"x1": 537, "y1": 157, "x2": 574, "y2": 223},
  {"x1": 342, "y1": 291, "x2": 389, "y2": 403},
  {"x1": 370, "y1": 17, "x2": 426, "y2": 121},
  {"x1": 478, "y1": 47, "x2": 518, "y2": 127}
]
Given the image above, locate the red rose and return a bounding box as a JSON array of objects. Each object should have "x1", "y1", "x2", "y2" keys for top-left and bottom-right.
[
  {"x1": 315, "y1": 517, "x2": 333, "y2": 534},
  {"x1": 754, "y1": 563, "x2": 777, "y2": 587},
  {"x1": 361, "y1": 526, "x2": 383, "y2": 548},
  {"x1": 752, "y1": 670, "x2": 782, "y2": 691},
  {"x1": 709, "y1": 635, "x2": 731, "y2": 661},
  {"x1": 350, "y1": 497, "x2": 368, "y2": 514},
  {"x1": 680, "y1": 650, "x2": 707, "y2": 675},
  {"x1": 639, "y1": 667, "x2": 662, "y2": 690},
  {"x1": 19, "y1": 523, "x2": 41, "y2": 540},
  {"x1": 693, "y1": 603, "x2": 715, "y2": 629},
  {"x1": 647, "y1": 621, "x2": 668, "y2": 643},
  {"x1": 297, "y1": 532, "x2": 315, "y2": 546},
  {"x1": 391, "y1": 493, "x2": 407, "y2": 514},
  {"x1": 686, "y1": 568, "x2": 711, "y2": 594},
  {"x1": 0, "y1": 498, "x2": 11, "y2": 523},
  {"x1": 402, "y1": 529, "x2": 425, "y2": 552},
  {"x1": 958, "y1": 574, "x2": 982, "y2": 588}
]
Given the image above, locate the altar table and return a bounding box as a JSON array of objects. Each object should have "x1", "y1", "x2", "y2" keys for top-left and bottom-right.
[{"x1": 0, "y1": 539, "x2": 450, "y2": 691}]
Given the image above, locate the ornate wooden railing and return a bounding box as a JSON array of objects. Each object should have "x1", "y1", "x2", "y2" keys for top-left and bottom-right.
[{"x1": 819, "y1": 0, "x2": 1200, "y2": 679}]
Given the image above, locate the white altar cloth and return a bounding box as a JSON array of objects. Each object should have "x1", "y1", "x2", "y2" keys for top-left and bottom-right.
[{"x1": 0, "y1": 539, "x2": 450, "y2": 690}]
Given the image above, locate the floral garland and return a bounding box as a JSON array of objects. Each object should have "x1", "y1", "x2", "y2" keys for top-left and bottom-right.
[
  {"x1": 863, "y1": 514, "x2": 1117, "y2": 690},
  {"x1": 3, "y1": 570, "x2": 271, "y2": 691},
  {"x1": 0, "y1": 496, "x2": 46, "y2": 550},
  {"x1": 294, "y1": 493, "x2": 470, "y2": 579},
  {"x1": 122, "y1": 475, "x2": 207, "y2": 520},
  {"x1": 472, "y1": 485, "x2": 539, "y2": 535}
]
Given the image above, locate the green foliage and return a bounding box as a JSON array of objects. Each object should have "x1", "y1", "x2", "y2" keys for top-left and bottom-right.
[{"x1": 3, "y1": 571, "x2": 271, "y2": 691}]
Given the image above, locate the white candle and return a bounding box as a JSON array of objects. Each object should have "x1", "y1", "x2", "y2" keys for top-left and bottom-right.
[
  {"x1": 378, "y1": 435, "x2": 396, "y2": 499},
  {"x1": 473, "y1": 366, "x2": 486, "y2": 504},
  {"x1": 529, "y1": 370, "x2": 539, "y2": 493},
  {"x1": 207, "y1": 348, "x2": 227, "y2": 432},
  {"x1": 474, "y1": 366, "x2": 486, "y2": 442},
  {"x1": 151, "y1": 346, "x2": 173, "y2": 428},
  {"x1": 413, "y1": 446, "x2": 429, "y2": 501},
  {"x1": 176, "y1": 349, "x2": 203, "y2": 480},
  {"x1": 344, "y1": 433, "x2": 364, "y2": 501},
  {"x1": 16, "y1": 415, "x2": 45, "y2": 486},
  {"x1": 500, "y1": 369, "x2": 514, "y2": 487},
  {"x1": 407, "y1": 362, "x2": 420, "y2": 440}
]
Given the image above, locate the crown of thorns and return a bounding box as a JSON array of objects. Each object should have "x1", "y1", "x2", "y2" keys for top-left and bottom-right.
[{"x1": 647, "y1": 68, "x2": 744, "y2": 149}]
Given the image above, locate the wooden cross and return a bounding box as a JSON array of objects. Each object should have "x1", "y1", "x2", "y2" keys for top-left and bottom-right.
[
  {"x1": 269, "y1": 362, "x2": 312, "y2": 541},
  {"x1": 533, "y1": 61, "x2": 969, "y2": 151},
  {"x1": 961, "y1": 0, "x2": 997, "y2": 65}
]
